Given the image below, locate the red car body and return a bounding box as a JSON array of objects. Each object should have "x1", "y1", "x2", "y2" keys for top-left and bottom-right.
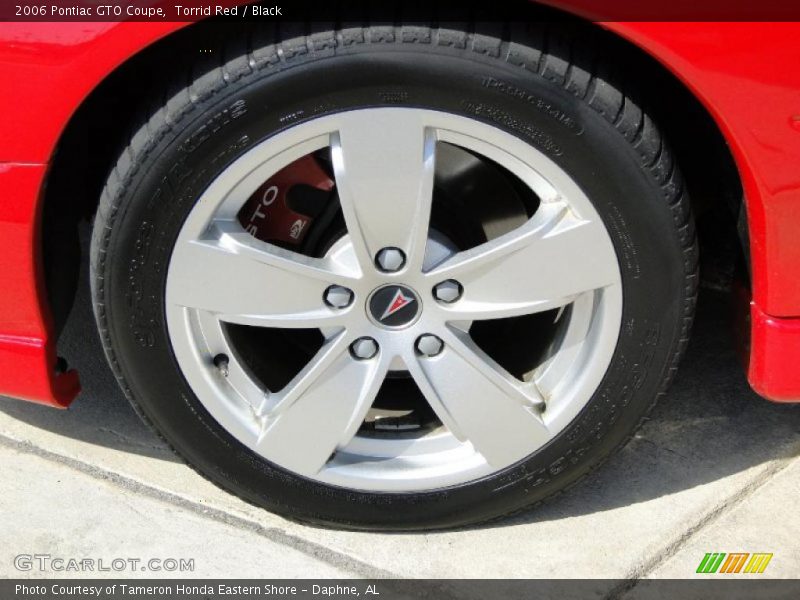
[{"x1": 1, "y1": 11, "x2": 799, "y2": 408}]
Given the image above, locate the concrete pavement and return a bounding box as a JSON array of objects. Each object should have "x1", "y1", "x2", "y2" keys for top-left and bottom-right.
[{"x1": 1, "y1": 249, "x2": 798, "y2": 591}]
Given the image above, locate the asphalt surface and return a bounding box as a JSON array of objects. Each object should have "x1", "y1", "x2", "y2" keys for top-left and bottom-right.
[{"x1": 1, "y1": 244, "x2": 798, "y2": 591}]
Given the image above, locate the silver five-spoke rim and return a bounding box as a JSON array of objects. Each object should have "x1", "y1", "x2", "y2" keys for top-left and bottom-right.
[{"x1": 166, "y1": 108, "x2": 622, "y2": 492}]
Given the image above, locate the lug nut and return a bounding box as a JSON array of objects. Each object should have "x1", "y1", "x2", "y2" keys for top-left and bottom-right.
[
  {"x1": 350, "y1": 337, "x2": 379, "y2": 360},
  {"x1": 433, "y1": 279, "x2": 463, "y2": 303},
  {"x1": 375, "y1": 247, "x2": 406, "y2": 272},
  {"x1": 415, "y1": 334, "x2": 444, "y2": 357},
  {"x1": 323, "y1": 285, "x2": 354, "y2": 309}
]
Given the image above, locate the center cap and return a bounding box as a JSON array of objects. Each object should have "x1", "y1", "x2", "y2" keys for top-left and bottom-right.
[{"x1": 368, "y1": 285, "x2": 421, "y2": 329}]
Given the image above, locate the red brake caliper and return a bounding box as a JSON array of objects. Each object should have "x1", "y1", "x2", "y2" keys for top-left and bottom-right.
[{"x1": 237, "y1": 155, "x2": 334, "y2": 246}]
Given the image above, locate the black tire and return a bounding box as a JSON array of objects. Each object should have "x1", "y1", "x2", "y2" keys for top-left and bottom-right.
[{"x1": 90, "y1": 22, "x2": 697, "y2": 530}]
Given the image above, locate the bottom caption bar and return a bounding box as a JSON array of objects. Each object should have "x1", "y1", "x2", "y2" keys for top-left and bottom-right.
[{"x1": 4, "y1": 579, "x2": 800, "y2": 600}]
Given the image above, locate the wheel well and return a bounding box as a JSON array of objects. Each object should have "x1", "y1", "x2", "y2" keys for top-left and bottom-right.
[{"x1": 41, "y1": 11, "x2": 744, "y2": 337}]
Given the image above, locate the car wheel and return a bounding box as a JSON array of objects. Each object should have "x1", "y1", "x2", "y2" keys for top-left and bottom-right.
[{"x1": 90, "y1": 23, "x2": 697, "y2": 530}]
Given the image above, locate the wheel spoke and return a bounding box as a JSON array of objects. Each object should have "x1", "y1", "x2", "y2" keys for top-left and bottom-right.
[
  {"x1": 256, "y1": 333, "x2": 388, "y2": 477},
  {"x1": 331, "y1": 110, "x2": 436, "y2": 271},
  {"x1": 406, "y1": 328, "x2": 549, "y2": 467},
  {"x1": 428, "y1": 202, "x2": 619, "y2": 320},
  {"x1": 168, "y1": 221, "x2": 357, "y2": 328}
]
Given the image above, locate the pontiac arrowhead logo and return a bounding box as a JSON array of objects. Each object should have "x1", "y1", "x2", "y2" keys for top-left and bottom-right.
[
  {"x1": 369, "y1": 285, "x2": 420, "y2": 328},
  {"x1": 380, "y1": 288, "x2": 415, "y2": 321}
]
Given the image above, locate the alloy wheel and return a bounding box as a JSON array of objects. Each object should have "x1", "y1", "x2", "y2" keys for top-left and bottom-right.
[{"x1": 165, "y1": 108, "x2": 623, "y2": 492}]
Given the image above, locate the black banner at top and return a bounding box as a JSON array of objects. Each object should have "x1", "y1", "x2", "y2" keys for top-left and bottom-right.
[{"x1": 4, "y1": 0, "x2": 800, "y2": 22}]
